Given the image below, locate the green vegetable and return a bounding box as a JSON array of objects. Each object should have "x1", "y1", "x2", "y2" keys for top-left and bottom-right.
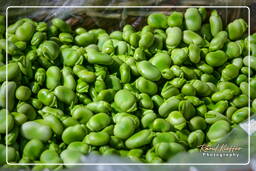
[{"x1": 0, "y1": 8, "x2": 252, "y2": 165}]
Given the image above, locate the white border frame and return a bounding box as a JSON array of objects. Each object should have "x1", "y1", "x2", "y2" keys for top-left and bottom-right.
[{"x1": 5, "y1": 5, "x2": 251, "y2": 166}]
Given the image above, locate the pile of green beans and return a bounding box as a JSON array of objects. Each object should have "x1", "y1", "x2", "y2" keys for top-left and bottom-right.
[{"x1": 0, "y1": 8, "x2": 255, "y2": 168}]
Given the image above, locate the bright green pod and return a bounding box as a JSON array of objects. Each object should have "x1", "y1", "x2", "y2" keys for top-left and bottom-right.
[
  {"x1": 205, "y1": 50, "x2": 227, "y2": 67},
  {"x1": 21, "y1": 121, "x2": 52, "y2": 141},
  {"x1": 161, "y1": 68, "x2": 175, "y2": 80},
  {"x1": 149, "y1": 51, "x2": 172, "y2": 71},
  {"x1": 221, "y1": 64, "x2": 239, "y2": 81},
  {"x1": 67, "y1": 142, "x2": 89, "y2": 155},
  {"x1": 46, "y1": 66, "x2": 61, "y2": 90},
  {"x1": 209, "y1": 10, "x2": 223, "y2": 36},
  {"x1": 134, "y1": 47, "x2": 146, "y2": 61},
  {"x1": 184, "y1": 8, "x2": 202, "y2": 31},
  {"x1": 96, "y1": 89, "x2": 116, "y2": 102},
  {"x1": 40, "y1": 149, "x2": 62, "y2": 164},
  {"x1": 159, "y1": 97, "x2": 180, "y2": 117},
  {"x1": 51, "y1": 18, "x2": 71, "y2": 33},
  {"x1": 54, "y1": 86, "x2": 76, "y2": 105},
  {"x1": 37, "y1": 40, "x2": 60, "y2": 60},
  {"x1": 137, "y1": 60, "x2": 161, "y2": 81},
  {"x1": 168, "y1": 11, "x2": 183, "y2": 27},
  {"x1": 87, "y1": 113, "x2": 111, "y2": 131},
  {"x1": 62, "y1": 125, "x2": 86, "y2": 144},
  {"x1": 147, "y1": 13, "x2": 168, "y2": 29},
  {"x1": 184, "y1": 96, "x2": 203, "y2": 106},
  {"x1": 178, "y1": 100, "x2": 196, "y2": 120},
  {"x1": 197, "y1": 62, "x2": 214, "y2": 74},
  {"x1": 120, "y1": 63, "x2": 131, "y2": 83},
  {"x1": 226, "y1": 106, "x2": 237, "y2": 120},
  {"x1": 141, "y1": 110, "x2": 157, "y2": 128},
  {"x1": 61, "y1": 48, "x2": 84, "y2": 67},
  {"x1": 114, "y1": 117, "x2": 136, "y2": 140},
  {"x1": 16, "y1": 102, "x2": 37, "y2": 121},
  {"x1": 135, "y1": 77, "x2": 158, "y2": 95},
  {"x1": 228, "y1": 18, "x2": 248, "y2": 40},
  {"x1": 75, "y1": 32, "x2": 96, "y2": 46},
  {"x1": 125, "y1": 129, "x2": 154, "y2": 149},
  {"x1": 241, "y1": 67, "x2": 253, "y2": 76},
  {"x1": 139, "y1": 32, "x2": 154, "y2": 49},
  {"x1": 86, "y1": 48, "x2": 113, "y2": 65},
  {"x1": 243, "y1": 56, "x2": 256, "y2": 71},
  {"x1": 62, "y1": 67, "x2": 76, "y2": 91},
  {"x1": 188, "y1": 44, "x2": 201, "y2": 64},
  {"x1": 75, "y1": 27, "x2": 87, "y2": 34},
  {"x1": 31, "y1": 32, "x2": 46, "y2": 46},
  {"x1": 181, "y1": 66, "x2": 197, "y2": 80},
  {"x1": 84, "y1": 131, "x2": 110, "y2": 146},
  {"x1": 61, "y1": 117, "x2": 79, "y2": 128},
  {"x1": 0, "y1": 109, "x2": 14, "y2": 134},
  {"x1": 0, "y1": 63, "x2": 20, "y2": 82},
  {"x1": 37, "y1": 89, "x2": 57, "y2": 107},
  {"x1": 76, "y1": 69, "x2": 96, "y2": 83},
  {"x1": 226, "y1": 41, "x2": 242, "y2": 59},
  {"x1": 183, "y1": 30, "x2": 204, "y2": 47},
  {"x1": 209, "y1": 31, "x2": 228, "y2": 51},
  {"x1": 0, "y1": 144, "x2": 18, "y2": 164},
  {"x1": 77, "y1": 93, "x2": 92, "y2": 105},
  {"x1": 166, "y1": 27, "x2": 182, "y2": 49},
  {"x1": 11, "y1": 111, "x2": 27, "y2": 125},
  {"x1": 232, "y1": 107, "x2": 248, "y2": 123},
  {"x1": 15, "y1": 22, "x2": 35, "y2": 41},
  {"x1": 60, "y1": 149, "x2": 83, "y2": 164},
  {"x1": 192, "y1": 80, "x2": 211, "y2": 97},
  {"x1": 161, "y1": 82, "x2": 179, "y2": 99},
  {"x1": 201, "y1": 23, "x2": 212, "y2": 41},
  {"x1": 166, "y1": 111, "x2": 186, "y2": 130},
  {"x1": 207, "y1": 120, "x2": 230, "y2": 142},
  {"x1": 217, "y1": 82, "x2": 240, "y2": 96},
  {"x1": 59, "y1": 32, "x2": 73, "y2": 44},
  {"x1": 113, "y1": 112, "x2": 140, "y2": 128},
  {"x1": 71, "y1": 105, "x2": 93, "y2": 124},
  {"x1": 34, "y1": 68, "x2": 46, "y2": 86},
  {"x1": 189, "y1": 116, "x2": 207, "y2": 131},
  {"x1": 211, "y1": 89, "x2": 234, "y2": 102},
  {"x1": 138, "y1": 93, "x2": 154, "y2": 109},
  {"x1": 0, "y1": 81, "x2": 16, "y2": 112},
  {"x1": 152, "y1": 118, "x2": 171, "y2": 132},
  {"x1": 231, "y1": 94, "x2": 248, "y2": 108},
  {"x1": 15, "y1": 85, "x2": 31, "y2": 101},
  {"x1": 110, "y1": 31, "x2": 123, "y2": 40},
  {"x1": 155, "y1": 142, "x2": 185, "y2": 160},
  {"x1": 208, "y1": 100, "x2": 229, "y2": 114},
  {"x1": 205, "y1": 111, "x2": 228, "y2": 124},
  {"x1": 181, "y1": 84, "x2": 196, "y2": 96},
  {"x1": 87, "y1": 101, "x2": 111, "y2": 113},
  {"x1": 125, "y1": 57, "x2": 140, "y2": 76},
  {"x1": 38, "y1": 116, "x2": 62, "y2": 137},
  {"x1": 187, "y1": 130, "x2": 205, "y2": 148},
  {"x1": 102, "y1": 39, "x2": 115, "y2": 54},
  {"x1": 171, "y1": 48, "x2": 188, "y2": 65},
  {"x1": 116, "y1": 41, "x2": 128, "y2": 55},
  {"x1": 94, "y1": 76, "x2": 106, "y2": 93},
  {"x1": 114, "y1": 89, "x2": 137, "y2": 112},
  {"x1": 152, "y1": 132, "x2": 176, "y2": 146},
  {"x1": 23, "y1": 139, "x2": 44, "y2": 160}
]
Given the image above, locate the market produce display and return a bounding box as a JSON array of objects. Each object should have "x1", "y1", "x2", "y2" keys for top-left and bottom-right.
[{"x1": 0, "y1": 7, "x2": 255, "y2": 168}]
